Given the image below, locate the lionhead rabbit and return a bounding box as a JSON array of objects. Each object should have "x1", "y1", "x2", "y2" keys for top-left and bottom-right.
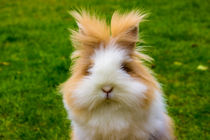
[{"x1": 61, "y1": 10, "x2": 175, "y2": 140}]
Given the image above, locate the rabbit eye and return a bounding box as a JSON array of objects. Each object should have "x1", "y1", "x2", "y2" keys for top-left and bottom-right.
[
  {"x1": 84, "y1": 69, "x2": 90, "y2": 75},
  {"x1": 84, "y1": 65, "x2": 92, "y2": 75},
  {"x1": 121, "y1": 63, "x2": 132, "y2": 73}
]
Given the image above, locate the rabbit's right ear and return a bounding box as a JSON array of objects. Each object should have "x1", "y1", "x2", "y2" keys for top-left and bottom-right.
[{"x1": 69, "y1": 10, "x2": 110, "y2": 49}]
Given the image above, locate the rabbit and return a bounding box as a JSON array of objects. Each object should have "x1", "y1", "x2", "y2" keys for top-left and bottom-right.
[{"x1": 60, "y1": 10, "x2": 175, "y2": 140}]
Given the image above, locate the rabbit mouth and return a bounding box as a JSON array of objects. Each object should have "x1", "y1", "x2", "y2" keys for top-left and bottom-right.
[
  {"x1": 104, "y1": 92, "x2": 112, "y2": 100},
  {"x1": 101, "y1": 98, "x2": 119, "y2": 106}
]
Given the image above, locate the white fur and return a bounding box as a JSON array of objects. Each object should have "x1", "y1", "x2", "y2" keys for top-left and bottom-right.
[{"x1": 63, "y1": 44, "x2": 168, "y2": 140}]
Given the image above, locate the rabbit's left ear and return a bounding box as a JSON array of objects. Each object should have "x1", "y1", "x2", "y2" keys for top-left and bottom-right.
[{"x1": 111, "y1": 10, "x2": 147, "y2": 50}]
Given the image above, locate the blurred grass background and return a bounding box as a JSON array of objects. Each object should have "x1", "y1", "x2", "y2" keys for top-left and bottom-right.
[{"x1": 0, "y1": 0, "x2": 209, "y2": 139}]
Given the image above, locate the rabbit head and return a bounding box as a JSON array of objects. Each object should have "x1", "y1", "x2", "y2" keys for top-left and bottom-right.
[{"x1": 61, "y1": 10, "x2": 159, "y2": 113}]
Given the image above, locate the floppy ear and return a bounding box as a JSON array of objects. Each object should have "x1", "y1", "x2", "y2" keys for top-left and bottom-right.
[
  {"x1": 70, "y1": 10, "x2": 110, "y2": 49},
  {"x1": 111, "y1": 10, "x2": 146, "y2": 50}
]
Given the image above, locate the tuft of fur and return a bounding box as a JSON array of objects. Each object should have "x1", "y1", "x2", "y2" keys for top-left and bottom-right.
[
  {"x1": 70, "y1": 10, "x2": 110, "y2": 49},
  {"x1": 61, "y1": 10, "x2": 175, "y2": 140},
  {"x1": 111, "y1": 10, "x2": 146, "y2": 38},
  {"x1": 111, "y1": 10, "x2": 147, "y2": 50}
]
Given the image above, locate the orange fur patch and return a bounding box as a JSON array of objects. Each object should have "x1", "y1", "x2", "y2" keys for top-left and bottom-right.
[
  {"x1": 70, "y1": 10, "x2": 110, "y2": 50},
  {"x1": 164, "y1": 114, "x2": 176, "y2": 140},
  {"x1": 111, "y1": 10, "x2": 146, "y2": 37}
]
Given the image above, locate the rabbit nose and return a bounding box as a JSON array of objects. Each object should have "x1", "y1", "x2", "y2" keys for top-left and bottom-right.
[{"x1": 101, "y1": 85, "x2": 113, "y2": 94}]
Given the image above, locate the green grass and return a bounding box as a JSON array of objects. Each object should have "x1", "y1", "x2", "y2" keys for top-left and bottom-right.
[{"x1": 0, "y1": 0, "x2": 209, "y2": 139}]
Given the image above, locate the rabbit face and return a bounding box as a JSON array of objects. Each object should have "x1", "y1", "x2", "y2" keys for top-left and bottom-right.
[{"x1": 71, "y1": 43, "x2": 147, "y2": 111}]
